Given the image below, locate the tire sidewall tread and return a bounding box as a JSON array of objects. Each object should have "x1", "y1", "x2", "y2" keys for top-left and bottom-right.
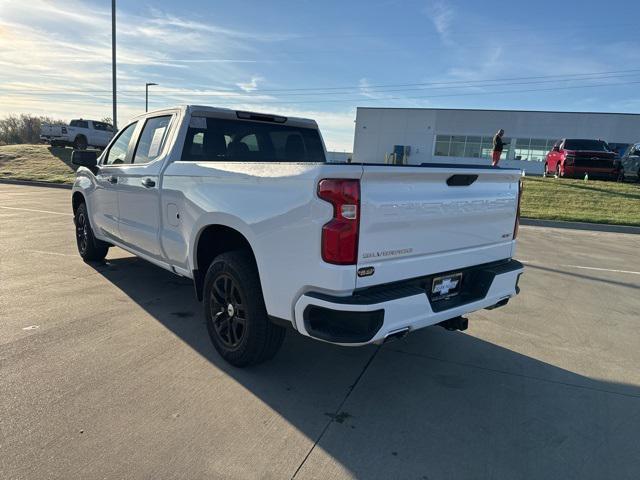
[
  {"x1": 203, "y1": 250, "x2": 285, "y2": 367},
  {"x1": 75, "y1": 203, "x2": 108, "y2": 262}
]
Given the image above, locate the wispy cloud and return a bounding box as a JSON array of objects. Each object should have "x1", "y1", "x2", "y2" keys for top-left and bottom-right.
[
  {"x1": 0, "y1": 0, "x2": 283, "y2": 122},
  {"x1": 423, "y1": 1, "x2": 455, "y2": 45},
  {"x1": 236, "y1": 76, "x2": 263, "y2": 92}
]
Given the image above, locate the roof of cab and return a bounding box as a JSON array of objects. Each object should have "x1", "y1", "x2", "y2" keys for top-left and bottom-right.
[{"x1": 139, "y1": 105, "x2": 318, "y2": 129}]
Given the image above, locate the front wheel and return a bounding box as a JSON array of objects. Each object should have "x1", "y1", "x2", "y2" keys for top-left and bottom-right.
[
  {"x1": 75, "y1": 203, "x2": 109, "y2": 261},
  {"x1": 203, "y1": 251, "x2": 285, "y2": 367}
]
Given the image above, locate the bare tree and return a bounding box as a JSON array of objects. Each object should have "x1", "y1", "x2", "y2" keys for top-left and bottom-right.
[{"x1": 0, "y1": 114, "x2": 66, "y2": 145}]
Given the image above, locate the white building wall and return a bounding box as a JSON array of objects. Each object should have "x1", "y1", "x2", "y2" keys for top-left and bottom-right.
[
  {"x1": 326, "y1": 151, "x2": 352, "y2": 163},
  {"x1": 353, "y1": 108, "x2": 640, "y2": 174}
]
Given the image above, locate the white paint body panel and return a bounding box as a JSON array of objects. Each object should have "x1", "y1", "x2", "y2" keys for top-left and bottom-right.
[
  {"x1": 357, "y1": 165, "x2": 519, "y2": 288},
  {"x1": 73, "y1": 105, "x2": 523, "y2": 345}
]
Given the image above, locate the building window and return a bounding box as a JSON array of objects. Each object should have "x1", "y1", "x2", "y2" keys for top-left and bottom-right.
[
  {"x1": 434, "y1": 135, "x2": 451, "y2": 156},
  {"x1": 514, "y1": 138, "x2": 556, "y2": 162},
  {"x1": 436, "y1": 134, "x2": 557, "y2": 162},
  {"x1": 435, "y1": 134, "x2": 511, "y2": 160}
]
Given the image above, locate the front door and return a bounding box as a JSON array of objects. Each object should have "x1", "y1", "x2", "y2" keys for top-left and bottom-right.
[
  {"x1": 91, "y1": 121, "x2": 138, "y2": 242},
  {"x1": 116, "y1": 114, "x2": 174, "y2": 260}
]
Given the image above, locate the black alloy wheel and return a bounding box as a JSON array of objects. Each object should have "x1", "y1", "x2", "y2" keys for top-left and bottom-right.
[
  {"x1": 74, "y1": 203, "x2": 109, "y2": 261},
  {"x1": 203, "y1": 251, "x2": 285, "y2": 367},
  {"x1": 209, "y1": 272, "x2": 247, "y2": 350},
  {"x1": 75, "y1": 209, "x2": 89, "y2": 256}
]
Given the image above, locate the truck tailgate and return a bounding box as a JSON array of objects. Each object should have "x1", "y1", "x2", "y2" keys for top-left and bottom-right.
[{"x1": 356, "y1": 165, "x2": 520, "y2": 288}]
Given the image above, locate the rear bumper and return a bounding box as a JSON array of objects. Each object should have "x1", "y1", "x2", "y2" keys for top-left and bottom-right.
[{"x1": 293, "y1": 259, "x2": 523, "y2": 345}]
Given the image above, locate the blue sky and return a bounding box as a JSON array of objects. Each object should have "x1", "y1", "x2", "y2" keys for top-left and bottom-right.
[{"x1": 1, "y1": 0, "x2": 640, "y2": 150}]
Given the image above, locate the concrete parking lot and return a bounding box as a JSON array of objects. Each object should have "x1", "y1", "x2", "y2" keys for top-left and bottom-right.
[{"x1": 1, "y1": 183, "x2": 639, "y2": 480}]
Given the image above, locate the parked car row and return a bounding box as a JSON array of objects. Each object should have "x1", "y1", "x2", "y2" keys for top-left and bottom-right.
[
  {"x1": 543, "y1": 138, "x2": 640, "y2": 182},
  {"x1": 40, "y1": 119, "x2": 114, "y2": 150}
]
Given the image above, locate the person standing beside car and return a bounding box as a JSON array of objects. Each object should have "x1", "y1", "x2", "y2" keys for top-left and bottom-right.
[{"x1": 492, "y1": 129, "x2": 509, "y2": 166}]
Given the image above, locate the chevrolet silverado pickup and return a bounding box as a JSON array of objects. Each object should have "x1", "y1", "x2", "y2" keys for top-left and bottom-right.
[{"x1": 71, "y1": 105, "x2": 524, "y2": 366}]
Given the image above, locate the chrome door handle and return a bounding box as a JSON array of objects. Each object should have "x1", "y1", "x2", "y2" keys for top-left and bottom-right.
[{"x1": 141, "y1": 178, "x2": 156, "y2": 188}]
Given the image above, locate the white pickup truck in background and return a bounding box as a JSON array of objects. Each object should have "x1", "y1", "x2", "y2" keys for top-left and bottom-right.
[
  {"x1": 71, "y1": 105, "x2": 524, "y2": 367},
  {"x1": 40, "y1": 119, "x2": 114, "y2": 149}
]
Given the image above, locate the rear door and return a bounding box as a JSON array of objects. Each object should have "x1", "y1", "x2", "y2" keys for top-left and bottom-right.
[
  {"x1": 356, "y1": 165, "x2": 520, "y2": 288},
  {"x1": 92, "y1": 121, "x2": 113, "y2": 147},
  {"x1": 116, "y1": 114, "x2": 175, "y2": 260}
]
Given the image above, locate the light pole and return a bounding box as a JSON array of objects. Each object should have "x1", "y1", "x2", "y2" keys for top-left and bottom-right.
[
  {"x1": 145, "y1": 82, "x2": 158, "y2": 112},
  {"x1": 111, "y1": 0, "x2": 117, "y2": 130}
]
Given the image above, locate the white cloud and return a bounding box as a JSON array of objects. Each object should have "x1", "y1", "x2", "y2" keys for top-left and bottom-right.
[
  {"x1": 0, "y1": 0, "x2": 277, "y2": 122},
  {"x1": 424, "y1": 1, "x2": 455, "y2": 44},
  {"x1": 236, "y1": 76, "x2": 263, "y2": 92}
]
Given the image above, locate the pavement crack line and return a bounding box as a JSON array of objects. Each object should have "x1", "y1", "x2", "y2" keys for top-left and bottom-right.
[{"x1": 290, "y1": 345, "x2": 381, "y2": 479}]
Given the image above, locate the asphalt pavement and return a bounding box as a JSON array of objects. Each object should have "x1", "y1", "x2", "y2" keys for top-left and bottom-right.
[{"x1": 1, "y1": 183, "x2": 639, "y2": 480}]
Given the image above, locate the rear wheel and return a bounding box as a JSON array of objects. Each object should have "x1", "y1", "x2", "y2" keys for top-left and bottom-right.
[
  {"x1": 75, "y1": 203, "x2": 109, "y2": 261},
  {"x1": 203, "y1": 251, "x2": 285, "y2": 367}
]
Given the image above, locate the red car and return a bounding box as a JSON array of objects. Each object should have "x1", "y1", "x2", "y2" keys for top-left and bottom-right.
[{"x1": 544, "y1": 139, "x2": 619, "y2": 180}]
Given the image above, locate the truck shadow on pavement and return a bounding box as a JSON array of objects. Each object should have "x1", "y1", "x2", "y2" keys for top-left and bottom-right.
[
  {"x1": 47, "y1": 146, "x2": 74, "y2": 169},
  {"x1": 90, "y1": 255, "x2": 640, "y2": 480}
]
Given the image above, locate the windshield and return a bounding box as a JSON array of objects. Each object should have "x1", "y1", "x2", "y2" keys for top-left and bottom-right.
[
  {"x1": 563, "y1": 139, "x2": 609, "y2": 151},
  {"x1": 181, "y1": 117, "x2": 326, "y2": 163}
]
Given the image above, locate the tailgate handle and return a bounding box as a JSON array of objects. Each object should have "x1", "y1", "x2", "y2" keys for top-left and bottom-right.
[{"x1": 446, "y1": 174, "x2": 478, "y2": 186}]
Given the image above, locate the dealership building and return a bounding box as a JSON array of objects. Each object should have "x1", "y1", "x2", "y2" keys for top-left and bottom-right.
[{"x1": 352, "y1": 107, "x2": 640, "y2": 173}]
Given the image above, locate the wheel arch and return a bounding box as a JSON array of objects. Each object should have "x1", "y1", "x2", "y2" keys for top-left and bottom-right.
[
  {"x1": 72, "y1": 191, "x2": 85, "y2": 214},
  {"x1": 192, "y1": 224, "x2": 259, "y2": 301}
]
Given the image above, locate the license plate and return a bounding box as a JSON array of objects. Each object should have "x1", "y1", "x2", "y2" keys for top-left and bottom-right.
[{"x1": 431, "y1": 273, "x2": 463, "y2": 300}]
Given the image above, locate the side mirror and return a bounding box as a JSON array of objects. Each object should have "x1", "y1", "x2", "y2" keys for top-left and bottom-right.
[{"x1": 72, "y1": 150, "x2": 98, "y2": 169}]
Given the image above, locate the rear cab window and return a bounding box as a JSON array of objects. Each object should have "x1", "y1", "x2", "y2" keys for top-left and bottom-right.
[
  {"x1": 563, "y1": 139, "x2": 609, "y2": 151},
  {"x1": 180, "y1": 116, "x2": 326, "y2": 163},
  {"x1": 70, "y1": 120, "x2": 89, "y2": 129}
]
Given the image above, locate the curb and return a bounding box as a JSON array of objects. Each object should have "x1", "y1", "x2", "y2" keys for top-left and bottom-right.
[
  {"x1": 521, "y1": 218, "x2": 640, "y2": 235},
  {"x1": 0, "y1": 179, "x2": 72, "y2": 190}
]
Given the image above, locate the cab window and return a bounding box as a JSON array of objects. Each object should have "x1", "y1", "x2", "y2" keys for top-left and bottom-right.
[
  {"x1": 104, "y1": 122, "x2": 138, "y2": 166},
  {"x1": 132, "y1": 115, "x2": 172, "y2": 164}
]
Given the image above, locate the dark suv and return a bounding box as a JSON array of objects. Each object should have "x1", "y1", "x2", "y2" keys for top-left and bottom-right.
[{"x1": 544, "y1": 139, "x2": 619, "y2": 180}]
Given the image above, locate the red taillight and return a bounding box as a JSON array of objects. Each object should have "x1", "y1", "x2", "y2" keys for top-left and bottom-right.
[
  {"x1": 513, "y1": 179, "x2": 523, "y2": 239},
  {"x1": 318, "y1": 179, "x2": 360, "y2": 265}
]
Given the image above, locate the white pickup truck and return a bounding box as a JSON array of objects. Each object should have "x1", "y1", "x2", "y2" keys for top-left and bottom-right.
[
  {"x1": 71, "y1": 105, "x2": 524, "y2": 366},
  {"x1": 41, "y1": 119, "x2": 114, "y2": 149}
]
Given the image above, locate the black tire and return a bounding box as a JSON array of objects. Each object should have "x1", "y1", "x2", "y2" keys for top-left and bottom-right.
[
  {"x1": 75, "y1": 203, "x2": 109, "y2": 261},
  {"x1": 543, "y1": 163, "x2": 549, "y2": 176},
  {"x1": 203, "y1": 250, "x2": 285, "y2": 367},
  {"x1": 74, "y1": 135, "x2": 88, "y2": 150}
]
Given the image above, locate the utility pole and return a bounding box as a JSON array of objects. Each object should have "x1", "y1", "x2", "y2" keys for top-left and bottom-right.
[
  {"x1": 145, "y1": 83, "x2": 158, "y2": 112},
  {"x1": 111, "y1": 0, "x2": 117, "y2": 130}
]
